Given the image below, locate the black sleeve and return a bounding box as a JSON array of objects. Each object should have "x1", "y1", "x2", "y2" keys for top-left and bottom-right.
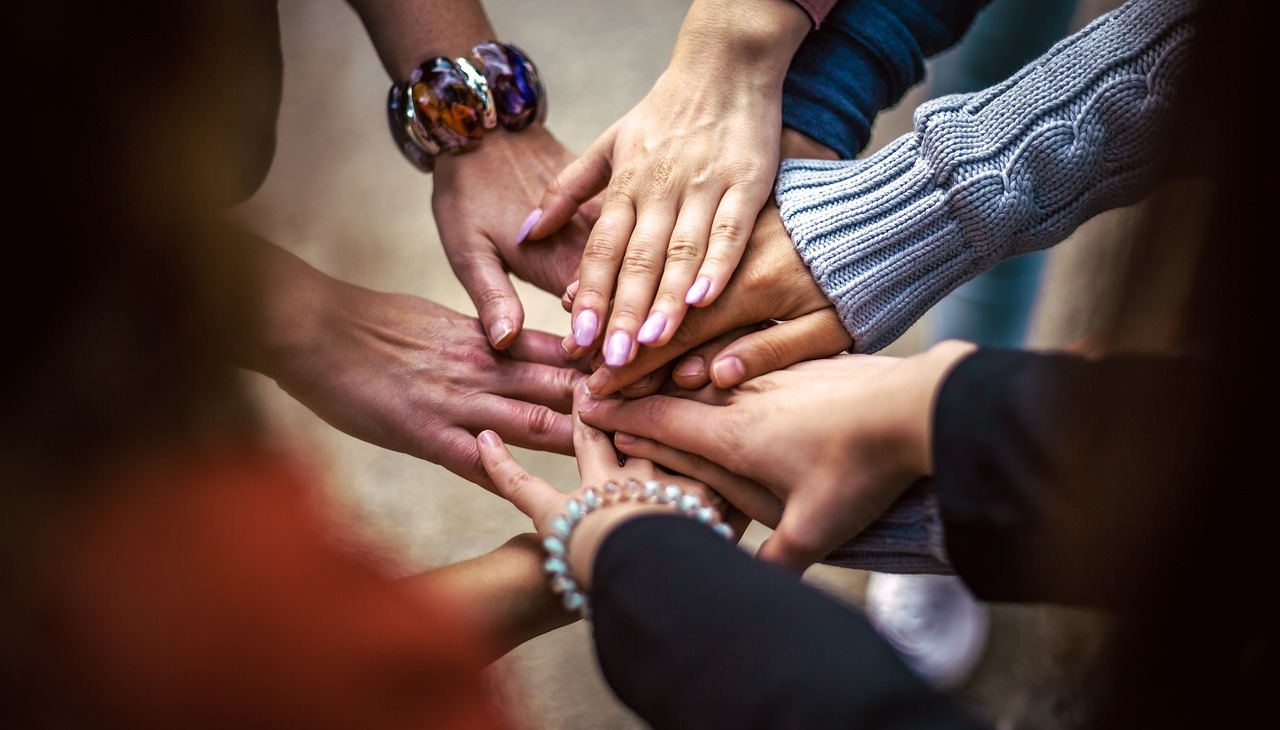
[
  {"x1": 933, "y1": 348, "x2": 1208, "y2": 610},
  {"x1": 591, "y1": 515, "x2": 990, "y2": 730}
]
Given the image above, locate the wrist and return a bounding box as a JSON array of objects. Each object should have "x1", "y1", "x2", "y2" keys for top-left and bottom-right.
[
  {"x1": 781, "y1": 127, "x2": 839, "y2": 160},
  {"x1": 540, "y1": 480, "x2": 734, "y2": 618},
  {"x1": 911, "y1": 340, "x2": 980, "y2": 473},
  {"x1": 671, "y1": 0, "x2": 812, "y2": 83}
]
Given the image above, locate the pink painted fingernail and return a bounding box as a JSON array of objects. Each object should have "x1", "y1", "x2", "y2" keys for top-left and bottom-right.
[
  {"x1": 636, "y1": 312, "x2": 666, "y2": 344},
  {"x1": 572, "y1": 309, "x2": 598, "y2": 347},
  {"x1": 711, "y1": 355, "x2": 746, "y2": 386},
  {"x1": 685, "y1": 276, "x2": 712, "y2": 305},
  {"x1": 515, "y1": 208, "x2": 542, "y2": 245},
  {"x1": 604, "y1": 331, "x2": 631, "y2": 367}
]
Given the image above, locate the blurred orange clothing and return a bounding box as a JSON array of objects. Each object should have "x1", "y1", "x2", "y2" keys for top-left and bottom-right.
[{"x1": 22, "y1": 445, "x2": 512, "y2": 730}]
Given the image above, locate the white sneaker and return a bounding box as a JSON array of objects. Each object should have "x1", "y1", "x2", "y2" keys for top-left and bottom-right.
[{"x1": 864, "y1": 573, "x2": 989, "y2": 690}]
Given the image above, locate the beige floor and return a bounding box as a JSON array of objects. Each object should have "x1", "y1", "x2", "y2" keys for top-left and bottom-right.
[{"x1": 236, "y1": 1, "x2": 1131, "y2": 727}]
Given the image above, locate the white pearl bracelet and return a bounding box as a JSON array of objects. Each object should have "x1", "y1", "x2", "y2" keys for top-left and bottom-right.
[{"x1": 542, "y1": 479, "x2": 734, "y2": 619}]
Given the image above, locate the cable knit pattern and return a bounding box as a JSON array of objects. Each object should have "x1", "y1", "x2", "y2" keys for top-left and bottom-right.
[{"x1": 775, "y1": 0, "x2": 1195, "y2": 353}]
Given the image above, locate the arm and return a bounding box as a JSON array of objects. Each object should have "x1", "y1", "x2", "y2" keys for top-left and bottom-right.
[
  {"x1": 783, "y1": 0, "x2": 994, "y2": 158},
  {"x1": 402, "y1": 533, "x2": 577, "y2": 663},
  {"x1": 346, "y1": 0, "x2": 592, "y2": 349},
  {"x1": 932, "y1": 348, "x2": 1209, "y2": 609},
  {"x1": 777, "y1": 0, "x2": 1197, "y2": 353},
  {"x1": 525, "y1": 0, "x2": 814, "y2": 363},
  {"x1": 475, "y1": 394, "x2": 989, "y2": 729},
  {"x1": 235, "y1": 229, "x2": 584, "y2": 492}
]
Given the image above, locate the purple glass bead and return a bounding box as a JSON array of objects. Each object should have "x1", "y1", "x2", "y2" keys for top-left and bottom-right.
[{"x1": 471, "y1": 41, "x2": 547, "y2": 131}]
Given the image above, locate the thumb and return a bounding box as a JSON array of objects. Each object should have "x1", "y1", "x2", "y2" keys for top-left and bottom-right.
[
  {"x1": 755, "y1": 495, "x2": 832, "y2": 574},
  {"x1": 477, "y1": 430, "x2": 559, "y2": 529},
  {"x1": 710, "y1": 310, "x2": 852, "y2": 388},
  {"x1": 522, "y1": 129, "x2": 615, "y2": 242},
  {"x1": 448, "y1": 245, "x2": 525, "y2": 349}
]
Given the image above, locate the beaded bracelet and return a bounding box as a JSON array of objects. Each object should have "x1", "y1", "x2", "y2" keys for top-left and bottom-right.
[
  {"x1": 387, "y1": 40, "x2": 546, "y2": 172},
  {"x1": 542, "y1": 479, "x2": 735, "y2": 619}
]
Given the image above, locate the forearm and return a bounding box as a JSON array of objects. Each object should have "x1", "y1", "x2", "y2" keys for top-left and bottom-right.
[
  {"x1": 934, "y1": 348, "x2": 1209, "y2": 609},
  {"x1": 346, "y1": 0, "x2": 497, "y2": 81},
  {"x1": 592, "y1": 515, "x2": 987, "y2": 728},
  {"x1": 669, "y1": 0, "x2": 813, "y2": 86},
  {"x1": 404, "y1": 534, "x2": 577, "y2": 663},
  {"x1": 777, "y1": 0, "x2": 1196, "y2": 353}
]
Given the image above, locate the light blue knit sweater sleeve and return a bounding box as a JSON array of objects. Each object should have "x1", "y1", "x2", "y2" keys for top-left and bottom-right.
[{"x1": 775, "y1": 0, "x2": 1196, "y2": 353}]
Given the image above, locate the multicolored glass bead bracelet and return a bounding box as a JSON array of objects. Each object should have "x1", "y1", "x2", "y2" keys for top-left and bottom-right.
[{"x1": 387, "y1": 40, "x2": 547, "y2": 172}]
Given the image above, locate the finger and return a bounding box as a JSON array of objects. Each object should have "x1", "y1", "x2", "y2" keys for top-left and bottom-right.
[
  {"x1": 637, "y1": 194, "x2": 718, "y2": 347},
  {"x1": 477, "y1": 430, "x2": 561, "y2": 529},
  {"x1": 708, "y1": 310, "x2": 852, "y2": 388},
  {"x1": 523, "y1": 130, "x2": 616, "y2": 242},
  {"x1": 669, "y1": 325, "x2": 762, "y2": 390},
  {"x1": 585, "y1": 298, "x2": 757, "y2": 395},
  {"x1": 617, "y1": 361, "x2": 676, "y2": 399},
  {"x1": 490, "y1": 360, "x2": 580, "y2": 413},
  {"x1": 506, "y1": 328, "x2": 592, "y2": 372},
  {"x1": 445, "y1": 245, "x2": 525, "y2": 350},
  {"x1": 459, "y1": 396, "x2": 575, "y2": 456},
  {"x1": 561, "y1": 279, "x2": 579, "y2": 313},
  {"x1": 612, "y1": 432, "x2": 782, "y2": 526},
  {"x1": 755, "y1": 495, "x2": 833, "y2": 574},
  {"x1": 578, "y1": 391, "x2": 729, "y2": 464},
  {"x1": 600, "y1": 203, "x2": 678, "y2": 368},
  {"x1": 571, "y1": 383, "x2": 628, "y2": 487},
  {"x1": 688, "y1": 182, "x2": 772, "y2": 308},
  {"x1": 570, "y1": 194, "x2": 635, "y2": 352},
  {"x1": 432, "y1": 427, "x2": 497, "y2": 493}
]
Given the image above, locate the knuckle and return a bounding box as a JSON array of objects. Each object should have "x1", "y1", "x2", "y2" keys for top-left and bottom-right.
[
  {"x1": 665, "y1": 236, "x2": 702, "y2": 266},
  {"x1": 620, "y1": 247, "x2": 661, "y2": 277},
  {"x1": 708, "y1": 216, "x2": 748, "y2": 247},
  {"x1": 523, "y1": 405, "x2": 564, "y2": 439}
]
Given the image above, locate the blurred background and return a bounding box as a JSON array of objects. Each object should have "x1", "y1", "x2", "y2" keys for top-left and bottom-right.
[{"x1": 235, "y1": 0, "x2": 1128, "y2": 726}]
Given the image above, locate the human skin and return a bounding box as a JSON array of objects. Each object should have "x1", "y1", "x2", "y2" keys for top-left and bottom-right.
[
  {"x1": 348, "y1": 0, "x2": 598, "y2": 350},
  {"x1": 578, "y1": 340, "x2": 977, "y2": 572},
  {"x1": 241, "y1": 235, "x2": 587, "y2": 493},
  {"x1": 523, "y1": 0, "x2": 814, "y2": 367}
]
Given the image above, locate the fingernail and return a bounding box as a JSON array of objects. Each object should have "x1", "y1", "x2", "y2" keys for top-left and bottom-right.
[
  {"x1": 614, "y1": 432, "x2": 637, "y2": 445},
  {"x1": 604, "y1": 331, "x2": 631, "y2": 367},
  {"x1": 478, "y1": 430, "x2": 501, "y2": 446},
  {"x1": 577, "y1": 381, "x2": 605, "y2": 412},
  {"x1": 515, "y1": 208, "x2": 542, "y2": 245},
  {"x1": 572, "y1": 309, "x2": 598, "y2": 347},
  {"x1": 711, "y1": 355, "x2": 745, "y2": 386},
  {"x1": 488, "y1": 317, "x2": 514, "y2": 346},
  {"x1": 636, "y1": 312, "x2": 666, "y2": 344},
  {"x1": 685, "y1": 276, "x2": 712, "y2": 305},
  {"x1": 674, "y1": 355, "x2": 706, "y2": 380}
]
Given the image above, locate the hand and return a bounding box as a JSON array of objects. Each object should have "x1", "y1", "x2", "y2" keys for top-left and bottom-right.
[
  {"x1": 432, "y1": 125, "x2": 599, "y2": 349},
  {"x1": 578, "y1": 341, "x2": 978, "y2": 572},
  {"x1": 581, "y1": 202, "x2": 852, "y2": 396},
  {"x1": 247, "y1": 242, "x2": 587, "y2": 492},
  {"x1": 476, "y1": 382, "x2": 744, "y2": 589},
  {"x1": 523, "y1": 0, "x2": 812, "y2": 368}
]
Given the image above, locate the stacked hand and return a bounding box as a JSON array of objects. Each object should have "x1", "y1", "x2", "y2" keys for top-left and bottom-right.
[
  {"x1": 577, "y1": 341, "x2": 977, "y2": 572},
  {"x1": 246, "y1": 239, "x2": 588, "y2": 492}
]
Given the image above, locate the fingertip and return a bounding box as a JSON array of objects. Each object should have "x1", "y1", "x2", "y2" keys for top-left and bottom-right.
[
  {"x1": 477, "y1": 429, "x2": 503, "y2": 449},
  {"x1": 515, "y1": 208, "x2": 543, "y2": 245},
  {"x1": 487, "y1": 317, "x2": 518, "y2": 349},
  {"x1": 709, "y1": 355, "x2": 746, "y2": 388},
  {"x1": 685, "y1": 276, "x2": 712, "y2": 306}
]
